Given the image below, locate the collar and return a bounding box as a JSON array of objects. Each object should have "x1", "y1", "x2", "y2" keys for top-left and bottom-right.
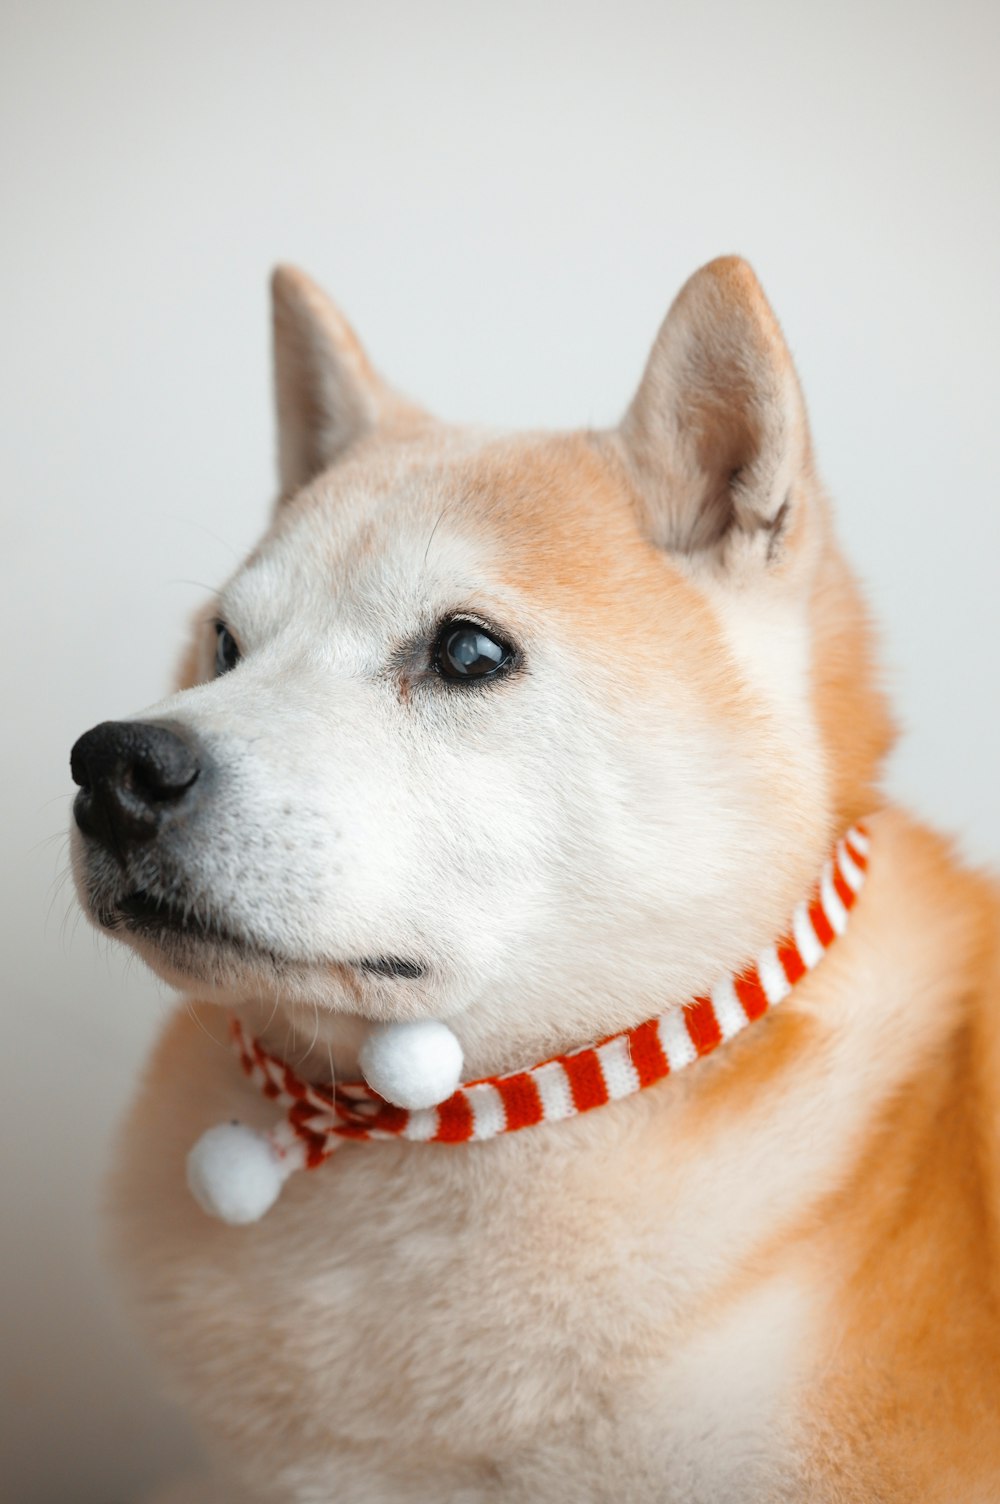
[{"x1": 187, "y1": 822, "x2": 870, "y2": 1224}]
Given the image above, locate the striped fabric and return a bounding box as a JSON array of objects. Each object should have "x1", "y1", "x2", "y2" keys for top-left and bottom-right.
[{"x1": 231, "y1": 824, "x2": 870, "y2": 1177}]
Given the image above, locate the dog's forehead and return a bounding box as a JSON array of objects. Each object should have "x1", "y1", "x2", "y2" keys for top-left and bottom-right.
[
  {"x1": 234, "y1": 430, "x2": 661, "y2": 619},
  {"x1": 224, "y1": 448, "x2": 517, "y2": 642}
]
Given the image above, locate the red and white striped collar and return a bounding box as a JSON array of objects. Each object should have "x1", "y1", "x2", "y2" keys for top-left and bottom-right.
[{"x1": 224, "y1": 824, "x2": 870, "y2": 1181}]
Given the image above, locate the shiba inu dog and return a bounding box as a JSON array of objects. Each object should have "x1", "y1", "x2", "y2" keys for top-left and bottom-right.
[{"x1": 70, "y1": 257, "x2": 1000, "y2": 1502}]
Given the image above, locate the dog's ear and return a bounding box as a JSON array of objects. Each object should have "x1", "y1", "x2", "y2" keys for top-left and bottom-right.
[
  {"x1": 620, "y1": 257, "x2": 811, "y2": 567},
  {"x1": 271, "y1": 265, "x2": 421, "y2": 499}
]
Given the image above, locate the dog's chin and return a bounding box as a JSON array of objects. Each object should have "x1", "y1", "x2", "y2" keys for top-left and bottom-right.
[
  {"x1": 112, "y1": 911, "x2": 327, "y2": 1003},
  {"x1": 150, "y1": 940, "x2": 367, "y2": 1013},
  {"x1": 80, "y1": 880, "x2": 435, "y2": 1018}
]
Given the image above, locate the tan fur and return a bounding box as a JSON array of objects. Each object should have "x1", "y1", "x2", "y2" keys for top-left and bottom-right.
[{"x1": 96, "y1": 259, "x2": 1000, "y2": 1502}]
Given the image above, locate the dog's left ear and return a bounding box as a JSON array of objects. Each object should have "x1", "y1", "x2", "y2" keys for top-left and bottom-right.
[
  {"x1": 620, "y1": 257, "x2": 811, "y2": 569},
  {"x1": 271, "y1": 265, "x2": 423, "y2": 500}
]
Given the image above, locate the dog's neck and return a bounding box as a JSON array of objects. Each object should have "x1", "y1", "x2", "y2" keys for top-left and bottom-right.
[{"x1": 247, "y1": 1007, "x2": 372, "y2": 1084}]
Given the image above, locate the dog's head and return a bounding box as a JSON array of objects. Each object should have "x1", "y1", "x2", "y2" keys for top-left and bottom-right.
[{"x1": 70, "y1": 259, "x2": 892, "y2": 1069}]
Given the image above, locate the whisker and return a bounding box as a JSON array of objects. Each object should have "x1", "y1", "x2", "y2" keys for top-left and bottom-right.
[
  {"x1": 45, "y1": 864, "x2": 75, "y2": 931},
  {"x1": 423, "y1": 495, "x2": 458, "y2": 568},
  {"x1": 35, "y1": 792, "x2": 76, "y2": 815},
  {"x1": 185, "y1": 999, "x2": 223, "y2": 1049},
  {"x1": 174, "y1": 520, "x2": 244, "y2": 560},
  {"x1": 32, "y1": 828, "x2": 73, "y2": 857},
  {"x1": 165, "y1": 578, "x2": 219, "y2": 593}
]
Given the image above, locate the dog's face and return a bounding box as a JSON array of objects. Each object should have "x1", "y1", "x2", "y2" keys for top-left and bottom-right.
[{"x1": 71, "y1": 260, "x2": 892, "y2": 1068}]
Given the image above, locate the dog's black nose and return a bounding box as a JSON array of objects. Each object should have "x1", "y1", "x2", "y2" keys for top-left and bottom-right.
[{"x1": 71, "y1": 720, "x2": 202, "y2": 853}]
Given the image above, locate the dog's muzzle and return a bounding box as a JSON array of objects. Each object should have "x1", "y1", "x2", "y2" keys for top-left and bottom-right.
[{"x1": 70, "y1": 719, "x2": 204, "y2": 857}]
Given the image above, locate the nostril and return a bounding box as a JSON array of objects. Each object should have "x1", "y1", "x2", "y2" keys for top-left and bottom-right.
[
  {"x1": 127, "y1": 747, "x2": 199, "y2": 803},
  {"x1": 70, "y1": 719, "x2": 205, "y2": 850},
  {"x1": 73, "y1": 785, "x2": 112, "y2": 846}
]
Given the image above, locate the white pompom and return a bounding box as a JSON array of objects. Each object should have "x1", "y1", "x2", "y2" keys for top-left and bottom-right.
[
  {"x1": 358, "y1": 1019, "x2": 464, "y2": 1110},
  {"x1": 186, "y1": 1122, "x2": 292, "y2": 1225}
]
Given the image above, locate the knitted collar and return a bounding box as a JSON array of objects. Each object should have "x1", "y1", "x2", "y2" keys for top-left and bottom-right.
[{"x1": 187, "y1": 823, "x2": 870, "y2": 1223}]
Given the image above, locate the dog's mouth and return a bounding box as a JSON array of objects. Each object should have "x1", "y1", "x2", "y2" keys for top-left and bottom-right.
[
  {"x1": 103, "y1": 886, "x2": 290, "y2": 970},
  {"x1": 99, "y1": 887, "x2": 425, "y2": 981},
  {"x1": 112, "y1": 887, "x2": 248, "y2": 946}
]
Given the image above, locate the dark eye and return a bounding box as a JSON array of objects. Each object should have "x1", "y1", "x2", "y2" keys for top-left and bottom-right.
[
  {"x1": 214, "y1": 621, "x2": 241, "y2": 676},
  {"x1": 434, "y1": 620, "x2": 514, "y2": 682}
]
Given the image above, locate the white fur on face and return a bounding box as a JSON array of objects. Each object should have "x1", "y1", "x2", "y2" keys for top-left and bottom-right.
[{"x1": 74, "y1": 434, "x2": 830, "y2": 1073}]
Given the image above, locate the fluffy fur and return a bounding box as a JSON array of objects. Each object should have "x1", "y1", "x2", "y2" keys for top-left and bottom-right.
[{"x1": 73, "y1": 257, "x2": 1000, "y2": 1501}]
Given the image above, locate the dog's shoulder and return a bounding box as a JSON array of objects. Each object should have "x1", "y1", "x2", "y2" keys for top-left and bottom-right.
[{"x1": 796, "y1": 808, "x2": 1000, "y2": 1501}]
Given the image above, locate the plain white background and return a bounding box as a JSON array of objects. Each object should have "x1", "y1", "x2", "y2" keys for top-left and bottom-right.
[{"x1": 2, "y1": 2, "x2": 998, "y2": 1499}]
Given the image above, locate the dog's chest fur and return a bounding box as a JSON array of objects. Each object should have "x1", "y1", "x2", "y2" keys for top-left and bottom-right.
[
  {"x1": 109, "y1": 814, "x2": 993, "y2": 1503},
  {"x1": 115, "y1": 1033, "x2": 810, "y2": 1503}
]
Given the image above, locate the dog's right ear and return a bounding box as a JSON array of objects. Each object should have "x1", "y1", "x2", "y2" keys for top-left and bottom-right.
[{"x1": 271, "y1": 265, "x2": 421, "y2": 500}]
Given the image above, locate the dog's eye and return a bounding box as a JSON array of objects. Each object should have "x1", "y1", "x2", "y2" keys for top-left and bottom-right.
[
  {"x1": 214, "y1": 621, "x2": 241, "y2": 677},
  {"x1": 434, "y1": 620, "x2": 513, "y2": 682}
]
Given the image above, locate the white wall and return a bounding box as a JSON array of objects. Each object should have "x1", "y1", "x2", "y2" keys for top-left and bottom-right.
[{"x1": 2, "y1": 2, "x2": 997, "y2": 1499}]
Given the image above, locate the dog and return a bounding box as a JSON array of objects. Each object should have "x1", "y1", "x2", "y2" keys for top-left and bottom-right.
[{"x1": 70, "y1": 257, "x2": 1000, "y2": 1502}]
